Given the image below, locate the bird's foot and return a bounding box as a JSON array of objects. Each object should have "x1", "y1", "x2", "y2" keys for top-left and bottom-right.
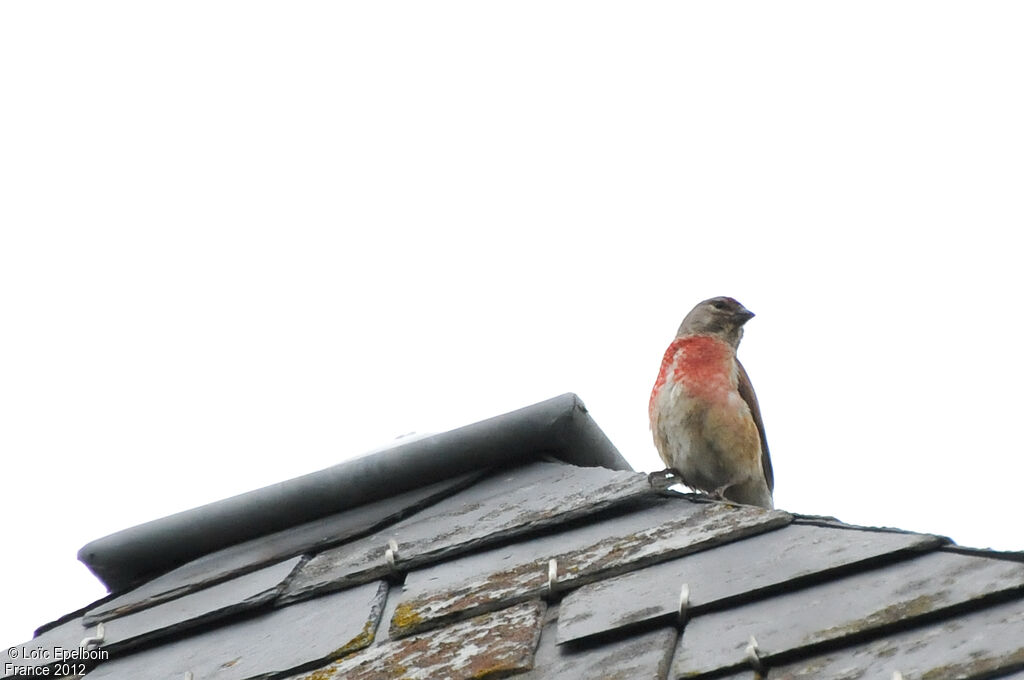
[{"x1": 648, "y1": 468, "x2": 684, "y2": 491}]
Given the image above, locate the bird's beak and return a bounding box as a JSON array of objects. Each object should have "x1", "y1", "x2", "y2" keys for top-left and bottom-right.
[{"x1": 736, "y1": 308, "x2": 755, "y2": 323}]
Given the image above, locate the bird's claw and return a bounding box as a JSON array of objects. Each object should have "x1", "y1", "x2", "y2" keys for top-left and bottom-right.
[{"x1": 648, "y1": 468, "x2": 683, "y2": 491}]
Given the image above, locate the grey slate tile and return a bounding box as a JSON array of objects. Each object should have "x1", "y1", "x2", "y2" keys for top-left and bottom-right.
[
  {"x1": 558, "y1": 522, "x2": 941, "y2": 644},
  {"x1": 2, "y1": 617, "x2": 90, "y2": 679},
  {"x1": 520, "y1": 608, "x2": 677, "y2": 680},
  {"x1": 84, "y1": 473, "x2": 480, "y2": 625},
  {"x1": 390, "y1": 497, "x2": 789, "y2": 638},
  {"x1": 672, "y1": 550, "x2": 1024, "y2": 677},
  {"x1": 82, "y1": 580, "x2": 389, "y2": 680},
  {"x1": 763, "y1": 593, "x2": 1024, "y2": 680},
  {"x1": 369, "y1": 572, "x2": 406, "y2": 648},
  {"x1": 282, "y1": 462, "x2": 654, "y2": 604},
  {"x1": 286, "y1": 600, "x2": 546, "y2": 680},
  {"x1": 98, "y1": 556, "x2": 302, "y2": 650}
]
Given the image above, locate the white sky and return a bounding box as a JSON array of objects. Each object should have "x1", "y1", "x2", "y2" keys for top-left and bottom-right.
[{"x1": 2, "y1": 0, "x2": 1022, "y2": 652}]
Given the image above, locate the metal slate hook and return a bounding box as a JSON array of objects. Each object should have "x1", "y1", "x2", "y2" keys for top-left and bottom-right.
[
  {"x1": 79, "y1": 622, "x2": 105, "y2": 650},
  {"x1": 547, "y1": 558, "x2": 558, "y2": 596},
  {"x1": 745, "y1": 635, "x2": 765, "y2": 674},
  {"x1": 384, "y1": 539, "x2": 399, "y2": 572},
  {"x1": 677, "y1": 583, "x2": 690, "y2": 625}
]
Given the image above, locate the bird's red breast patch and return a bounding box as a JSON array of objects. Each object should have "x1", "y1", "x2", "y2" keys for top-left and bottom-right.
[{"x1": 650, "y1": 335, "x2": 735, "y2": 419}]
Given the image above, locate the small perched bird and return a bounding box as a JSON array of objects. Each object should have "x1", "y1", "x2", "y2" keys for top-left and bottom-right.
[{"x1": 649, "y1": 296, "x2": 774, "y2": 509}]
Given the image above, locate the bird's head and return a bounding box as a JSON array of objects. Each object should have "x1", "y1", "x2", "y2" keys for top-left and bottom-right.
[{"x1": 676, "y1": 296, "x2": 755, "y2": 349}]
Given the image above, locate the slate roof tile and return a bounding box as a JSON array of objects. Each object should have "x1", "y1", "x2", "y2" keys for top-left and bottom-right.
[
  {"x1": 671, "y1": 549, "x2": 1024, "y2": 677},
  {"x1": 558, "y1": 520, "x2": 942, "y2": 644},
  {"x1": 762, "y1": 592, "x2": 1024, "y2": 680},
  {"x1": 391, "y1": 497, "x2": 789, "y2": 639},
  {"x1": 280, "y1": 461, "x2": 652, "y2": 605},
  {"x1": 82, "y1": 580, "x2": 388, "y2": 680},
  {"x1": 519, "y1": 606, "x2": 678, "y2": 680},
  {"x1": 97, "y1": 555, "x2": 303, "y2": 652},
  {"x1": 286, "y1": 600, "x2": 546, "y2": 680}
]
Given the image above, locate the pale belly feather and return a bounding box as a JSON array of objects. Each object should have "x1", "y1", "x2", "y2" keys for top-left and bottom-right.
[{"x1": 652, "y1": 380, "x2": 762, "y2": 494}]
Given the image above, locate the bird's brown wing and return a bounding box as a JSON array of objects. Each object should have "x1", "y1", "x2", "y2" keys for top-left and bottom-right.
[{"x1": 737, "y1": 359, "x2": 773, "y2": 492}]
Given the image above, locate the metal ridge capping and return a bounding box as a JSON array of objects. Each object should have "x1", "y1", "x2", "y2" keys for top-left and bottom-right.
[{"x1": 78, "y1": 393, "x2": 631, "y2": 592}]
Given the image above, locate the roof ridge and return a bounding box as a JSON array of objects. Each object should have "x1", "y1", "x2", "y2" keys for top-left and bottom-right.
[{"x1": 76, "y1": 393, "x2": 629, "y2": 592}]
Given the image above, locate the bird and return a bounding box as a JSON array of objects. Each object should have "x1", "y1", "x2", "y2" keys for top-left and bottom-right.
[{"x1": 648, "y1": 296, "x2": 774, "y2": 509}]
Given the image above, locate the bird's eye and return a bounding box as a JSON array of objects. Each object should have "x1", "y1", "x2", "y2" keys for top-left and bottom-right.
[{"x1": 711, "y1": 300, "x2": 727, "y2": 310}]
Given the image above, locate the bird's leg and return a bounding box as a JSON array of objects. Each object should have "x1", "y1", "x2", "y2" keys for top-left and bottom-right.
[{"x1": 648, "y1": 468, "x2": 683, "y2": 491}]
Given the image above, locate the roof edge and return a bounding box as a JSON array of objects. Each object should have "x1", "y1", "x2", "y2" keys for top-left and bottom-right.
[{"x1": 77, "y1": 392, "x2": 630, "y2": 592}]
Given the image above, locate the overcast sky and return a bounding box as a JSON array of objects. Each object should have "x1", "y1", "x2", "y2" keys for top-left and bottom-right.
[{"x1": 2, "y1": 1, "x2": 1023, "y2": 652}]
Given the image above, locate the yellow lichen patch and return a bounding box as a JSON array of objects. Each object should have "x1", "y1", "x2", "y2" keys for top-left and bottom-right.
[
  {"x1": 296, "y1": 659, "x2": 343, "y2": 680},
  {"x1": 391, "y1": 602, "x2": 424, "y2": 632},
  {"x1": 469, "y1": 662, "x2": 521, "y2": 679},
  {"x1": 333, "y1": 618, "x2": 378, "y2": 658}
]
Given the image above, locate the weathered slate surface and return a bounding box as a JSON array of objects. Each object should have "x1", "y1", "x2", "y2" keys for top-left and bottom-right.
[
  {"x1": 85, "y1": 473, "x2": 480, "y2": 625},
  {"x1": 282, "y1": 462, "x2": 654, "y2": 604},
  {"x1": 764, "y1": 593, "x2": 1024, "y2": 680},
  {"x1": 558, "y1": 522, "x2": 941, "y2": 644},
  {"x1": 673, "y1": 550, "x2": 1024, "y2": 677},
  {"x1": 2, "y1": 617, "x2": 90, "y2": 679},
  {"x1": 288, "y1": 600, "x2": 546, "y2": 680},
  {"x1": 83, "y1": 580, "x2": 389, "y2": 680},
  {"x1": 99, "y1": 556, "x2": 302, "y2": 650},
  {"x1": 520, "y1": 608, "x2": 677, "y2": 680},
  {"x1": 390, "y1": 498, "x2": 789, "y2": 639}
]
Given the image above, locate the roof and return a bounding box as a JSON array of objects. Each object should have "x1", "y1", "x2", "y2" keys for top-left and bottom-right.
[{"x1": 5, "y1": 393, "x2": 1024, "y2": 680}]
